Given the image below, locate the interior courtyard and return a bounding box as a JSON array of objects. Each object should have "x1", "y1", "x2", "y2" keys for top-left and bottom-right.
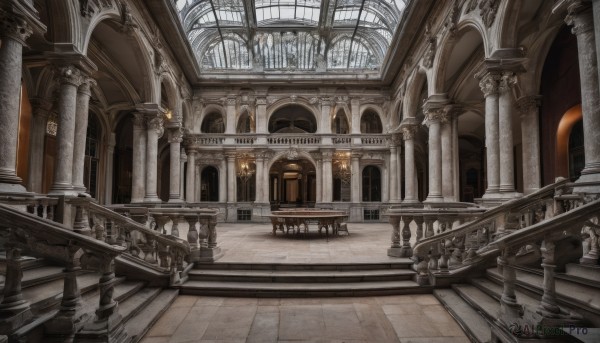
[{"x1": 1, "y1": 0, "x2": 600, "y2": 342}]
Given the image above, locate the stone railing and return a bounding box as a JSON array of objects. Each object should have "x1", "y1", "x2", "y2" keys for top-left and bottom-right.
[
  {"x1": 234, "y1": 135, "x2": 256, "y2": 145},
  {"x1": 332, "y1": 136, "x2": 352, "y2": 145},
  {"x1": 184, "y1": 133, "x2": 391, "y2": 148},
  {"x1": 361, "y1": 135, "x2": 388, "y2": 145},
  {"x1": 0, "y1": 203, "x2": 128, "y2": 341},
  {"x1": 195, "y1": 135, "x2": 225, "y2": 145},
  {"x1": 69, "y1": 198, "x2": 192, "y2": 285},
  {"x1": 267, "y1": 135, "x2": 321, "y2": 145}
]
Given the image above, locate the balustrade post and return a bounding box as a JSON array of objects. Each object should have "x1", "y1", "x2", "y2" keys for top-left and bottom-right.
[
  {"x1": 154, "y1": 215, "x2": 170, "y2": 235},
  {"x1": 415, "y1": 255, "x2": 430, "y2": 286},
  {"x1": 184, "y1": 215, "x2": 199, "y2": 262},
  {"x1": 143, "y1": 235, "x2": 157, "y2": 265},
  {"x1": 424, "y1": 216, "x2": 435, "y2": 238},
  {"x1": 497, "y1": 248, "x2": 523, "y2": 325},
  {"x1": 73, "y1": 200, "x2": 92, "y2": 236},
  {"x1": 400, "y1": 216, "x2": 413, "y2": 257},
  {"x1": 537, "y1": 238, "x2": 561, "y2": 317},
  {"x1": 0, "y1": 242, "x2": 32, "y2": 334},
  {"x1": 170, "y1": 215, "x2": 180, "y2": 237},
  {"x1": 77, "y1": 256, "x2": 128, "y2": 342},
  {"x1": 414, "y1": 216, "x2": 424, "y2": 243},
  {"x1": 198, "y1": 216, "x2": 222, "y2": 262},
  {"x1": 387, "y1": 216, "x2": 402, "y2": 257},
  {"x1": 449, "y1": 235, "x2": 465, "y2": 268},
  {"x1": 438, "y1": 240, "x2": 450, "y2": 274}
]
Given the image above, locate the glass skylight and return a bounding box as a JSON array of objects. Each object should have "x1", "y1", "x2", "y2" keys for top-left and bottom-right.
[{"x1": 176, "y1": 0, "x2": 409, "y2": 72}]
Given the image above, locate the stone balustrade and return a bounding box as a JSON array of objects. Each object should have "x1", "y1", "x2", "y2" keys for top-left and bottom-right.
[{"x1": 184, "y1": 133, "x2": 391, "y2": 148}]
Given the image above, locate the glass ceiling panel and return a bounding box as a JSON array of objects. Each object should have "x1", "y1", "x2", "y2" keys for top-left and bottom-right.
[{"x1": 175, "y1": 0, "x2": 410, "y2": 72}]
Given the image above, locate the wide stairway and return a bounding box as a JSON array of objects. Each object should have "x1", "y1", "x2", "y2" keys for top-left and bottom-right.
[
  {"x1": 180, "y1": 259, "x2": 429, "y2": 297},
  {"x1": 0, "y1": 256, "x2": 177, "y2": 342}
]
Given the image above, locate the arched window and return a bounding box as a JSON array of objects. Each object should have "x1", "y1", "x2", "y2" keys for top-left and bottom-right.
[
  {"x1": 201, "y1": 112, "x2": 225, "y2": 133},
  {"x1": 200, "y1": 166, "x2": 219, "y2": 202},
  {"x1": 361, "y1": 110, "x2": 382, "y2": 133},
  {"x1": 268, "y1": 105, "x2": 317, "y2": 133},
  {"x1": 85, "y1": 113, "x2": 101, "y2": 199},
  {"x1": 362, "y1": 165, "x2": 381, "y2": 202},
  {"x1": 237, "y1": 111, "x2": 254, "y2": 133},
  {"x1": 332, "y1": 110, "x2": 349, "y2": 134}
]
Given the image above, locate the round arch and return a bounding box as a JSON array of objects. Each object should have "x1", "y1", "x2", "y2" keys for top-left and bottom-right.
[
  {"x1": 266, "y1": 150, "x2": 317, "y2": 172},
  {"x1": 266, "y1": 98, "x2": 320, "y2": 124}
]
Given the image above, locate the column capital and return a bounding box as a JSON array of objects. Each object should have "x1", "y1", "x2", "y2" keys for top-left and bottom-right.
[
  {"x1": 566, "y1": 1, "x2": 593, "y2": 35},
  {"x1": 168, "y1": 127, "x2": 184, "y2": 143},
  {"x1": 321, "y1": 149, "x2": 334, "y2": 161},
  {"x1": 132, "y1": 112, "x2": 146, "y2": 128},
  {"x1": 224, "y1": 150, "x2": 237, "y2": 159},
  {"x1": 255, "y1": 97, "x2": 267, "y2": 105},
  {"x1": 351, "y1": 152, "x2": 362, "y2": 159},
  {"x1": 478, "y1": 72, "x2": 502, "y2": 97},
  {"x1": 390, "y1": 133, "x2": 402, "y2": 146},
  {"x1": 180, "y1": 148, "x2": 188, "y2": 162},
  {"x1": 498, "y1": 72, "x2": 518, "y2": 93},
  {"x1": 29, "y1": 98, "x2": 53, "y2": 118},
  {"x1": 401, "y1": 125, "x2": 418, "y2": 141},
  {"x1": 56, "y1": 65, "x2": 85, "y2": 87},
  {"x1": 78, "y1": 77, "x2": 96, "y2": 96},
  {"x1": 516, "y1": 95, "x2": 542, "y2": 117},
  {"x1": 0, "y1": 9, "x2": 33, "y2": 44},
  {"x1": 146, "y1": 115, "x2": 164, "y2": 138}
]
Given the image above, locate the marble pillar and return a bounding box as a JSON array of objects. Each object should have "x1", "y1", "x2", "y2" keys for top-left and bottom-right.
[
  {"x1": 0, "y1": 10, "x2": 32, "y2": 194},
  {"x1": 104, "y1": 133, "x2": 115, "y2": 204},
  {"x1": 321, "y1": 99, "x2": 332, "y2": 145},
  {"x1": 219, "y1": 157, "x2": 227, "y2": 203},
  {"x1": 566, "y1": 2, "x2": 600, "y2": 185},
  {"x1": 50, "y1": 66, "x2": 84, "y2": 196},
  {"x1": 168, "y1": 128, "x2": 183, "y2": 202},
  {"x1": 441, "y1": 113, "x2": 454, "y2": 201},
  {"x1": 180, "y1": 148, "x2": 187, "y2": 201},
  {"x1": 131, "y1": 113, "x2": 146, "y2": 203},
  {"x1": 143, "y1": 115, "x2": 164, "y2": 203},
  {"x1": 186, "y1": 149, "x2": 196, "y2": 203},
  {"x1": 517, "y1": 96, "x2": 542, "y2": 195},
  {"x1": 402, "y1": 125, "x2": 419, "y2": 203},
  {"x1": 255, "y1": 154, "x2": 265, "y2": 203},
  {"x1": 225, "y1": 97, "x2": 236, "y2": 134},
  {"x1": 72, "y1": 78, "x2": 95, "y2": 192},
  {"x1": 389, "y1": 142, "x2": 400, "y2": 203},
  {"x1": 396, "y1": 141, "x2": 403, "y2": 200},
  {"x1": 351, "y1": 98, "x2": 361, "y2": 145},
  {"x1": 27, "y1": 100, "x2": 51, "y2": 193},
  {"x1": 226, "y1": 152, "x2": 236, "y2": 203},
  {"x1": 321, "y1": 150, "x2": 333, "y2": 203},
  {"x1": 424, "y1": 110, "x2": 443, "y2": 202},
  {"x1": 479, "y1": 72, "x2": 501, "y2": 196},
  {"x1": 498, "y1": 72, "x2": 518, "y2": 194},
  {"x1": 316, "y1": 158, "x2": 322, "y2": 203},
  {"x1": 351, "y1": 153, "x2": 361, "y2": 203}
]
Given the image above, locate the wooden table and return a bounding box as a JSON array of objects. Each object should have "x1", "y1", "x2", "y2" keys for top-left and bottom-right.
[{"x1": 266, "y1": 213, "x2": 347, "y2": 238}]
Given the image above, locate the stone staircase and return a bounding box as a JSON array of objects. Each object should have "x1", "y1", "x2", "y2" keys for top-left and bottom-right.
[
  {"x1": 0, "y1": 257, "x2": 177, "y2": 342},
  {"x1": 434, "y1": 263, "x2": 600, "y2": 343},
  {"x1": 179, "y1": 259, "x2": 431, "y2": 297}
]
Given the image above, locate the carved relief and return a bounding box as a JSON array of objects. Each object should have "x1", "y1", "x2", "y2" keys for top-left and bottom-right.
[
  {"x1": 479, "y1": 0, "x2": 500, "y2": 28},
  {"x1": 422, "y1": 24, "x2": 436, "y2": 69},
  {"x1": 478, "y1": 72, "x2": 501, "y2": 97}
]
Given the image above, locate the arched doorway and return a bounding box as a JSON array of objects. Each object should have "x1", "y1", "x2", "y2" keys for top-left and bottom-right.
[
  {"x1": 269, "y1": 157, "x2": 316, "y2": 208},
  {"x1": 557, "y1": 105, "x2": 584, "y2": 181},
  {"x1": 362, "y1": 165, "x2": 381, "y2": 202},
  {"x1": 200, "y1": 166, "x2": 219, "y2": 201}
]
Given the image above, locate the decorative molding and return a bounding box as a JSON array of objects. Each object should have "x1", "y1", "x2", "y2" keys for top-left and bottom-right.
[
  {"x1": 57, "y1": 65, "x2": 84, "y2": 87},
  {"x1": 285, "y1": 147, "x2": 300, "y2": 160},
  {"x1": 516, "y1": 95, "x2": 542, "y2": 117},
  {"x1": 565, "y1": 1, "x2": 594, "y2": 36},
  {"x1": 168, "y1": 127, "x2": 184, "y2": 143},
  {"x1": 478, "y1": 72, "x2": 502, "y2": 97},
  {"x1": 479, "y1": 0, "x2": 501, "y2": 27}
]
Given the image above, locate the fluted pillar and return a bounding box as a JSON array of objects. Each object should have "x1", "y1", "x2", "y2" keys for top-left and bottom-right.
[
  {"x1": 255, "y1": 153, "x2": 265, "y2": 203},
  {"x1": 517, "y1": 96, "x2": 542, "y2": 194},
  {"x1": 186, "y1": 149, "x2": 196, "y2": 203},
  {"x1": 27, "y1": 100, "x2": 52, "y2": 193},
  {"x1": 424, "y1": 108, "x2": 443, "y2": 202},
  {"x1": 131, "y1": 113, "x2": 146, "y2": 203},
  {"x1": 168, "y1": 128, "x2": 183, "y2": 202},
  {"x1": 441, "y1": 110, "x2": 456, "y2": 201},
  {"x1": 0, "y1": 9, "x2": 33, "y2": 194},
  {"x1": 498, "y1": 73, "x2": 518, "y2": 193},
  {"x1": 179, "y1": 148, "x2": 187, "y2": 201},
  {"x1": 479, "y1": 72, "x2": 501, "y2": 197},
  {"x1": 50, "y1": 66, "x2": 84, "y2": 196},
  {"x1": 389, "y1": 137, "x2": 400, "y2": 203},
  {"x1": 315, "y1": 158, "x2": 322, "y2": 203},
  {"x1": 143, "y1": 114, "x2": 164, "y2": 203},
  {"x1": 402, "y1": 124, "x2": 419, "y2": 203},
  {"x1": 226, "y1": 152, "x2": 236, "y2": 203},
  {"x1": 321, "y1": 149, "x2": 333, "y2": 203},
  {"x1": 72, "y1": 78, "x2": 96, "y2": 192},
  {"x1": 351, "y1": 152, "x2": 361, "y2": 203},
  {"x1": 565, "y1": 2, "x2": 600, "y2": 185}
]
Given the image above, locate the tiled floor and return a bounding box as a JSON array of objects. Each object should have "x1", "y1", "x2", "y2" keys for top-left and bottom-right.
[
  {"x1": 141, "y1": 294, "x2": 469, "y2": 343},
  {"x1": 212, "y1": 222, "x2": 405, "y2": 264}
]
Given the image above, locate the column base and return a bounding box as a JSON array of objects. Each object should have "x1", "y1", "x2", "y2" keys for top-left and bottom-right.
[
  {"x1": 76, "y1": 311, "x2": 128, "y2": 343},
  {"x1": 142, "y1": 196, "x2": 162, "y2": 204},
  {"x1": 387, "y1": 247, "x2": 404, "y2": 257},
  {"x1": 424, "y1": 196, "x2": 443, "y2": 203},
  {"x1": 168, "y1": 197, "x2": 184, "y2": 203},
  {"x1": 0, "y1": 183, "x2": 32, "y2": 197},
  {"x1": 574, "y1": 172, "x2": 600, "y2": 192}
]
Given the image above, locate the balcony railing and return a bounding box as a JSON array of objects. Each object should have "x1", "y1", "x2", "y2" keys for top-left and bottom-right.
[{"x1": 186, "y1": 133, "x2": 390, "y2": 147}]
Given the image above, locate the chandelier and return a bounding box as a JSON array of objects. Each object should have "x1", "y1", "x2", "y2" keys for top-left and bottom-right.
[
  {"x1": 237, "y1": 155, "x2": 255, "y2": 182},
  {"x1": 333, "y1": 152, "x2": 351, "y2": 185}
]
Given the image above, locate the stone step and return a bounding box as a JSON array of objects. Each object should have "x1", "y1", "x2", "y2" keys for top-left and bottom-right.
[
  {"x1": 180, "y1": 279, "x2": 429, "y2": 297},
  {"x1": 0, "y1": 265, "x2": 65, "y2": 292},
  {"x1": 117, "y1": 286, "x2": 162, "y2": 323},
  {"x1": 433, "y1": 288, "x2": 492, "y2": 343},
  {"x1": 124, "y1": 289, "x2": 179, "y2": 343},
  {"x1": 195, "y1": 259, "x2": 414, "y2": 271},
  {"x1": 188, "y1": 268, "x2": 416, "y2": 283},
  {"x1": 486, "y1": 267, "x2": 600, "y2": 318},
  {"x1": 82, "y1": 280, "x2": 146, "y2": 311},
  {"x1": 565, "y1": 263, "x2": 600, "y2": 284}
]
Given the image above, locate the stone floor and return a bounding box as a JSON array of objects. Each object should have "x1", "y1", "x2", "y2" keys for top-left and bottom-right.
[
  {"x1": 213, "y1": 222, "x2": 405, "y2": 263},
  {"x1": 141, "y1": 224, "x2": 469, "y2": 342},
  {"x1": 141, "y1": 294, "x2": 469, "y2": 343}
]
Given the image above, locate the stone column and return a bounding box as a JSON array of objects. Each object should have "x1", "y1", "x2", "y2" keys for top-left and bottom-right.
[
  {"x1": 351, "y1": 152, "x2": 361, "y2": 203},
  {"x1": 256, "y1": 98, "x2": 267, "y2": 144},
  {"x1": 321, "y1": 150, "x2": 333, "y2": 202},
  {"x1": 517, "y1": 96, "x2": 542, "y2": 195},
  {"x1": 50, "y1": 65, "x2": 84, "y2": 196},
  {"x1": 219, "y1": 156, "x2": 227, "y2": 203},
  {"x1": 179, "y1": 148, "x2": 187, "y2": 201},
  {"x1": 226, "y1": 152, "x2": 237, "y2": 202},
  {"x1": 315, "y1": 158, "x2": 322, "y2": 203},
  {"x1": 27, "y1": 100, "x2": 52, "y2": 193},
  {"x1": 186, "y1": 149, "x2": 196, "y2": 203},
  {"x1": 168, "y1": 128, "x2": 183, "y2": 202},
  {"x1": 402, "y1": 125, "x2": 419, "y2": 203},
  {"x1": 498, "y1": 72, "x2": 518, "y2": 194},
  {"x1": 225, "y1": 97, "x2": 236, "y2": 134},
  {"x1": 104, "y1": 133, "x2": 115, "y2": 204},
  {"x1": 143, "y1": 114, "x2": 164, "y2": 203},
  {"x1": 389, "y1": 138, "x2": 400, "y2": 203},
  {"x1": 566, "y1": 2, "x2": 600, "y2": 185},
  {"x1": 441, "y1": 111, "x2": 455, "y2": 201},
  {"x1": 131, "y1": 113, "x2": 146, "y2": 203},
  {"x1": 424, "y1": 109, "x2": 443, "y2": 202},
  {"x1": 479, "y1": 72, "x2": 501, "y2": 196},
  {"x1": 255, "y1": 153, "x2": 265, "y2": 203},
  {"x1": 0, "y1": 10, "x2": 32, "y2": 194},
  {"x1": 351, "y1": 98, "x2": 361, "y2": 145},
  {"x1": 72, "y1": 78, "x2": 95, "y2": 192},
  {"x1": 321, "y1": 98, "x2": 333, "y2": 145}
]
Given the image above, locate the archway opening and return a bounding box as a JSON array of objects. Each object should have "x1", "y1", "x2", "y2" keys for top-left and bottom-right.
[
  {"x1": 556, "y1": 104, "x2": 584, "y2": 180},
  {"x1": 200, "y1": 166, "x2": 219, "y2": 201},
  {"x1": 269, "y1": 157, "x2": 316, "y2": 208},
  {"x1": 360, "y1": 110, "x2": 382, "y2": 133},
  {"x1": 268, "y1": 105, "x2": 317, "y2": 133},
  {"x1": 332, "y1": 110, "x2": 349, "y2": 134},
  {"x1": 201, "y1": 112, "x2": 225, "y2": 133},
  {"x1": 362, "y1": 165, "x2": 381, "y2": 202}
]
